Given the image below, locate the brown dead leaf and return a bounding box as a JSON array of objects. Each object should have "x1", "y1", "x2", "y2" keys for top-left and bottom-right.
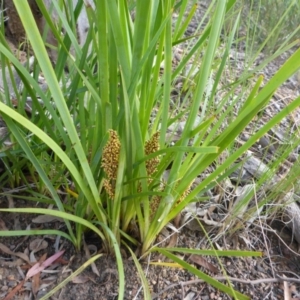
[
  {"x1": 174, "y1": 214, "x2": 181, "y2": 228},
  {"x1": 29, "y1": 239, "x2": 48, "y2": 263},
  {"x1": 39, "y1": 276, "x2": 57, "y2": 290},
  {"x1": 0, "y1": 243, "x2": 31, "y2": 264},
  {"x1": 167, "y1": 233, "x2": 178, "y2": 248},
  {"x1": 32, "y1": 270, "x2": 41, "y2": 296},
  {"x1": 7, "y1": 195, "x2": 14, "y2": 208},
  {"x1": 83, "y1": 239, "x2": 99, "y2": 276},
  {"x1": 32, "y1": 214, "x2": 64, "y2": 223},
  {"x1": 72, "y1": 275, "x2": 91, "y2": 284},
  {"x1": 0, "y1": 258, "x2": 24, "y2": 267},
  {"x1": 53, "y1": 256, "x2": 69, "y2": 265},
  {"x1": 32, "y1": 253, "x2": 47, "y2": 297},
  {"x1": 189, "y1": 254, "x2": 219, "y2": 274},
  {"x1": 0, "y1": 218, "x2": 8, "y2": 230},
  {"x1": 3, "y1": 279, "x2": 25, "y2": 300},
  {"x1": 29, "y1": 239, "x2": 48, "y2": 252}
]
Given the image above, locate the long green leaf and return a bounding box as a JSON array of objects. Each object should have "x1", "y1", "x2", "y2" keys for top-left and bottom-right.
[
  {"x1": 0, "y1": 103, "x2": 105, "y2": 221},
  {"x1": 156, "y1": 248, "x2": 249, "y2": 300},
  {"x1": 11, "y1": 0, "x2": 104, "y2": 222},
  {"x1": 40, "y1": 254, "x2": 103, "y2": 300},
  {"x1": 0, "y1": 229, "x2": 72, "y2": 242},
  {"x1": 0, "y1": 207, "x2": 105, "y2": 241},
  {"x1": 159, "y1": 247, "x2": 263, "y2": 257}
]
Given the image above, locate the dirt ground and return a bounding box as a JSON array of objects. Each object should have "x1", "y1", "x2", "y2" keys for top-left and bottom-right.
[{"x1": 1, "y1": 206, "x2": 300, "y2": 299}]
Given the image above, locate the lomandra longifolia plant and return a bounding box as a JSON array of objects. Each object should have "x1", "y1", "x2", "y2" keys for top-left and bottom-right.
[{"x1": 1, "y1": 0, "x2": 300, "y2": 298}]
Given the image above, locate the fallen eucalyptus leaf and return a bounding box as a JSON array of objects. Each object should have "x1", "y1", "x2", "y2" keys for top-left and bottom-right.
[{"x1": 32, "y1": 215, "x2": 64, "y2": 223}]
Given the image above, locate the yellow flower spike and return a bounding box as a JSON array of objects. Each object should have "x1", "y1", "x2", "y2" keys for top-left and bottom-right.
[
  {"x1": 145, "y1": 131, "x2": 160, "y2": 176},
  {"x1": 150, "y1": 194, "x2": 162, "y2": 220},
  {"x1": 103, "y1": 179, "x2": 115, "y2": 200},
  {"x1": 176, "y1": 180, "x2": 194, "y2": 205},
  {"x1": 101, "y1": 129, "x2": 121, "y2": 180}
]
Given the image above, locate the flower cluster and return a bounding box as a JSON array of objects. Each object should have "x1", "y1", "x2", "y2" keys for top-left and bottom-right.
[
  {"x1": 144, "y1": 131, "x2": 160, "y2": 177},
  {"x1": 149, "y1": 180, "x2": 194, "y2": 220},
  {"x1": 176, "y1": 180, "x2": 194, "y2": 206},
  {"x1": 101, "y1": 130, "x2": 121, "y2": 199},
  {"x1": 150, "y1": 194, "x2": 162, "y2": 220}
]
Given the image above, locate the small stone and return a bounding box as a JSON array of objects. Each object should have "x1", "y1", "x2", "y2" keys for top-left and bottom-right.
[
  {"x1": 7, "y1": 275, "x2": 16, "y2": 281},
  {"x1": 1, "y1": 285, "x2": 8, "y2": 292},
  {"x1": 7, "y1": 281, "x2": 17, "y2": 287},
  {"x1": 172, "y1": 274, "x2": 178, "y2": 282}
]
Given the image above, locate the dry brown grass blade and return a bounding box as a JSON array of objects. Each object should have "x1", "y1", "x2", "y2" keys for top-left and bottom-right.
[
  {"x1": 189, "y1": 254, "x2": 219, "y2": 274},
  {"x1": 32, "y1": 253, "x2": 47, "y2": 297},
  {"x1": 0, "y1": 218, "x2": 8, "y2": 230}
]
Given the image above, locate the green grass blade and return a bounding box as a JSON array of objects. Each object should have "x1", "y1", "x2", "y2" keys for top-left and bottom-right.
[
  {"x1": 125, "y1": 245, "x2": 152, "y2": 299},
  {"x1": 156, "y1": 248, "x2": 250, "y2": 300},
  {"x1": 94, "y1": 221, "x2": 125, "y2": 300},
  {"x1": 0, "y1": 208, "x2": 106, "y2": 242},
  {"x1": 0, "y1": 229, "x2": 72, "y2": 242},
  {"x1": 40, "y1": 254, "x2": 103, "y2": 300},
  {"x1": 11, "y1": 0, "x2": 103, "y2": 215},
  {"x1": 0, "y1": 103, "x2": 106, "y2": 222},
  {"x1": 159, "y1": 247, "x2": 263, "y2": 257},
  {"x1": 106, "y1": 0, "x2": 131, "y2": 87}
]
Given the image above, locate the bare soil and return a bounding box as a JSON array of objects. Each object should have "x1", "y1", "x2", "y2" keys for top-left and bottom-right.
[{"x1": 1, "y1": 205, "x2": 300, "y2": 299}]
